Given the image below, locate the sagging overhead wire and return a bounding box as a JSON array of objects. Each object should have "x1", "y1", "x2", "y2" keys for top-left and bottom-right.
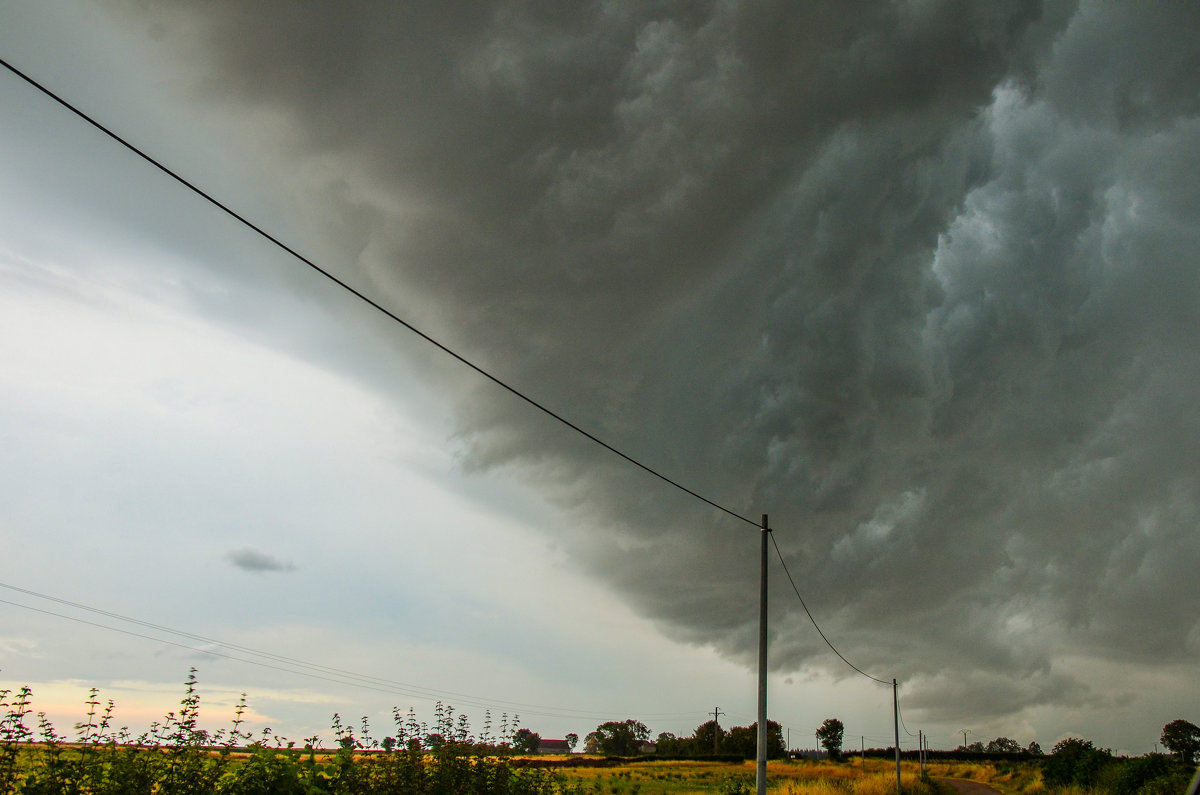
[
  {"x1": 769, "y1": 533, "x2": 891, "y2": 687},
  {"x1": 0, "y1": 582, "x2": 701, "y2": 723},
  {"x1": 0, "y1": 55, "x2": 759, "y2": 533},
  {"x1": 896, "y1": 696, "x2": 919, "y2": 738},
  {"x1": 2, "y1": 56, "x2": 900, "y2": 710}
]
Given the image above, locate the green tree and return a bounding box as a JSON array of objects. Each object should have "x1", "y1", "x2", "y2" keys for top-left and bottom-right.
[
  {"x1": 816, "y1": 718, "x2": 845, "y2": 760},
  {"x1": 1160, "y1": 719, "x2": 1200, "y2": 764},
  {"x1": 565, "y1": 732, "x2": 579, "y2": 752},
  {"x1": 723, "y1": 721, "x2": 785, "y2": 760},
  {"x1": 985, "y1": 737, "x2": 1021, "y2": 753},
  {"x1": 513, "y1": 728, "x2": 540, "y2": 754},
  {"x1": 1043, "y1": 737, "x2": 1112, "y2": 788},
  {"x1": 693, "y1": 720, "x2": 726, "y2": 755},
  {"x1": 588, "y1": 720, "x2": 649, "y2": 755},
  {"x1": 656, "y1": 731, "x2": 693, "y2": 756}
]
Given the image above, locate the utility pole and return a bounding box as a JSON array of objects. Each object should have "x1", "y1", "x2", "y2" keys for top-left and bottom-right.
[
  {"x1": 861, "y1": 736, "x2": 865, "y2": 769},
  {"x1": 756, "y1": 514, "x2": 770, "y2": 795},
  {"x1": 960, "y1": 729, "x2": 971, "y2": 748},
  {"x1": 711, "y1": 707, "x2": 723, "y2": 755},
  {"x1": 892, "y1": 679, "x2": 901, "y2": 794},
  {"x1": 918, "y1": 730, "x2": 924, "y2": 774}
]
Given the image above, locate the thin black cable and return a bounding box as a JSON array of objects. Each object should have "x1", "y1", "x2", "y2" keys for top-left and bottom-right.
[
  {"x1": 0, "y1": 586, "x2": 697, "y2": 722},
  {"x1": 769, "y1": 533, "x2": 891, "y2": 686},
  {"x1": 0, "y1": 55, "x2": 904, "y2": 726},
  {"x1": 0, "y1": 56, "x2": 759, "y2": 532},
  {"x1": 895, "y1": 696, "x2": 918, "y2": 738}
]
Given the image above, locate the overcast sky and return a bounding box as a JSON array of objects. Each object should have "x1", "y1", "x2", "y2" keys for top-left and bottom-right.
[{"x1": 1, "y1": 0, "x2": 1198, "y2": 755}]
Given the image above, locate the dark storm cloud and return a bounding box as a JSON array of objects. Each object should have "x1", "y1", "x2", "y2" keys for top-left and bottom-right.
[
  {"x1": 227, "y1": 547, "x2": 296, "y2": 574},
  {"x1": 117, "y1": 1, "x2": 1200, "y2": 723}
]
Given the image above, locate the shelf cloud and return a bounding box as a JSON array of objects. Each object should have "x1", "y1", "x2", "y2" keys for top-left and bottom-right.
[{"x1": 58, "y1": 0, "x2": 1200, "y2": 733}]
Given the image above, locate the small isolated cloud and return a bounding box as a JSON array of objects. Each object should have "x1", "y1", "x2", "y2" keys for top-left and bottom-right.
[{"x1": 226, "y1": 547, "x2": 296, "y2": 574}]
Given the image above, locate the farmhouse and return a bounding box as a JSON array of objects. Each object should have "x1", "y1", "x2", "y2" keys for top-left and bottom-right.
[{"x1": 537, "y1": 738, "x2": 572, "y2": 755}]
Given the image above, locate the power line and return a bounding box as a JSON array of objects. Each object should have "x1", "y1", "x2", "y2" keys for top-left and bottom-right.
[
  {"x1": 769, "y1": 533, "x2": 891, "y2": 686},
  {"x1": 0, "y1": 55, "x2": 759, "y2": 533},
  {"x1": 0, "y1": 583, "x2": 700, "y2": 723},
  {"x1": 0, "y1": 56, "x2": 904, "y2": 728},
  {"x1": 895, "y1": 694, "x2": 918, "y2": 738}
]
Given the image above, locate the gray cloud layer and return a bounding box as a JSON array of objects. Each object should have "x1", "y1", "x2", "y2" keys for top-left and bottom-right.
[{"x1": 112, "y1": 1, "x2": 1200, "y2": 724}]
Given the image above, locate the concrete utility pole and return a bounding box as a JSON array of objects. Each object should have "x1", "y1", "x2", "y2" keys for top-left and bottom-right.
[
  {"x1": 711, "y1": 707, "x2": 723, "y2": 755},
  {"x1": 756, "y1": 514, "x2": 770, "y2": 795},
  {"x1": 893, "y1": 679, "x2": 901, "y2": 793},
  {"x1": 961, "y1": 729, "x2": 971, "y2": 748}
]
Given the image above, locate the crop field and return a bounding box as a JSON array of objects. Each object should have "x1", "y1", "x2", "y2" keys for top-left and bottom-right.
[{"x1": 526, "y1": 757, "x2": 942, "y2": 795}]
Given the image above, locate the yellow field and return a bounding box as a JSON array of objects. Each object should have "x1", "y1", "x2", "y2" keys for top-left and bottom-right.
[{"x1": 548, "y1": 757, "x2": 948, "y2": 794}]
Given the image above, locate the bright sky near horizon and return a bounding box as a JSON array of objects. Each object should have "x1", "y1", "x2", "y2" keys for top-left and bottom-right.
[{"x1": 1, "y1": 1, "x2": 1198, "y2": 756}]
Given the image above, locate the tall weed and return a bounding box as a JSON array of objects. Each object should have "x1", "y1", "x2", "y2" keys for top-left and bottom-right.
[{"x1": 0, "y1": 672, "x2": 563, "y2": 794}]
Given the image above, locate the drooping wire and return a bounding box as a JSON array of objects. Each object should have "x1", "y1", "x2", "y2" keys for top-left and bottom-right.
[
  {"x1": 0, "y1": 56, "x2": 759, "y2": 533},
  {"x1": 895, "y1": 694, "x2": 918, "y2": 738},
  {"x1": 769, "y1": 533, "x2": 891, "y2": 686},
  {"x1": 0, "y1": 56, "x2": 905, "y2": 718},
  {"x1": 0, "y1": 583, "x2": 700, "y2": 722}
]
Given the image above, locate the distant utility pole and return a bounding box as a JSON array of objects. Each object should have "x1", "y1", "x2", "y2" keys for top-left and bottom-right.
[
  {"x1": 960, "y1": 729, "x2": 971, "y2": 748},
  {"x1": 712, "y1": 707, "x2": 723, "y2": 755}
]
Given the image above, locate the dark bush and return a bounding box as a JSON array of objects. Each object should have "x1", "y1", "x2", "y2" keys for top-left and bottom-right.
[{"x1": 1042, "y1": 737, "x2": 1112, "y2": 788}]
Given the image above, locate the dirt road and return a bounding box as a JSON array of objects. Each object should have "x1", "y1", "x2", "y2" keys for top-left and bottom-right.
[{"x1": 936, "y1": 778, "x2": 1003, "y2": 794}]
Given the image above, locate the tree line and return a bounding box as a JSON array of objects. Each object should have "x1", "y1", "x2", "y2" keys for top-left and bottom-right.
[
  {"x1": 653, "y1": 719, "x2": 786, "y2": 759},
  {"x1": 509, "y1": 718, "x2": 791, "y2": 759}
]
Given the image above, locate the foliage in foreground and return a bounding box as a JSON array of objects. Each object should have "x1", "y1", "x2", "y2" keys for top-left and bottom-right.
[
  {"x1": 0, "y1": 671, "x2": 565, "y2": 794},
  {"x1": 1038, "y1": 737, "x2": 1195, "y2": 794},
  {"x1": 3, "y1": 675, "x2": 1196, "y2": 794},
  {"x1": 928, "y1": 743, "x2": 1196, "y2": 795}
]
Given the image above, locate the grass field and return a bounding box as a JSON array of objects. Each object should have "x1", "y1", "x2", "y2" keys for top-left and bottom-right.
[{"x1": 540, "y1": 757, "x2": 945, "y2": 794}]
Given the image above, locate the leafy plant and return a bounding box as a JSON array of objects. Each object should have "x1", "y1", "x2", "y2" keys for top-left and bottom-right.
[{"x1": 1, "y1": 671, "x2": 579, "y2": 794}]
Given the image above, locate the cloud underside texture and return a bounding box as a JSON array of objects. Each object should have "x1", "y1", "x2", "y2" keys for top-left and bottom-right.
[{"x1": 125, "y1": 1, "x2": 1200, "y2": 720}]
